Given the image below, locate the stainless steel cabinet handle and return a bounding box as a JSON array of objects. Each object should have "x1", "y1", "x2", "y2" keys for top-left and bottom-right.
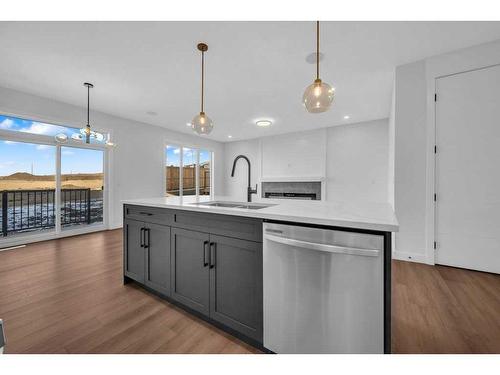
[
  {"x1": 140, "y1": 228, "x2": 144, "y2": 248},
  {"x1": 264, "y1": 234, "x2": 380, "y2": 257},
  {"x1": 209, "y1": 242, "x2": 216, "y2": 269},
  {"x1": 139, "y1": 212, "x2": 153, "y2": 216},
  {"x1": 203, "y1": 241, "x2": 209, "y2": 267}
]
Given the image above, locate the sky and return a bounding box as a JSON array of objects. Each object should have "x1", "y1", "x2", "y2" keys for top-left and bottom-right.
[
  {"x1": 165, "y1": 145, "x2": 211, "y2": 167},
  {"x1": 0, "y1": 115, "x2": 104, "y2": 176}
]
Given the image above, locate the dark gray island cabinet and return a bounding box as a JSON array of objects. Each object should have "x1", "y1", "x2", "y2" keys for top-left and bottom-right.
[{"x1": 123, "y1": 204, "x2": 264, "y2": 345}]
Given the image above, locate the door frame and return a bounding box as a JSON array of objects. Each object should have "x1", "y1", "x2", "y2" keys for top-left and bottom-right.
[
  {"x1": 424, "y1": 51, "x2": 500, "y2": 265},
  {"x1": 0, "y1": 110, "x2": 112, "y2": 249}
]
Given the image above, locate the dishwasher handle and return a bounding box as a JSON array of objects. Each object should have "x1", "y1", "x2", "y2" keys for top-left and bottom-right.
[{"x1": 264, "y1": 234, "x2": 380, "y2": 257}]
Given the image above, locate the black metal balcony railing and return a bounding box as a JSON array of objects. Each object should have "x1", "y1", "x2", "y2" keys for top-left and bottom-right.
[{"x1": 1, "y1": 188, "x2": 102, "y2": 237}]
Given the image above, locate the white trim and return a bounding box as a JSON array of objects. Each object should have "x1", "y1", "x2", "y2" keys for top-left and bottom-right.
[
  {"x1": 392, "y1": 250, "x2": 428, "y2": 264},
  {"x1": 195, "y1": 148, "x2": 200, "y2": 196},
  {"x1": 424, "y1": 40, "x2": 500, "y2": 266},
  {"x1": 260, "y1": 176, "x2": 326, "y2": 182},
  {"x1": 108, "y1": 222, "x2": 123, "y2": 230},
  {"x1": 179, "y1": 145, "x2": 183, "y2": 197},
  {"x1": 0, "y1": 224, "x2": 107, "y2": 250},
  {"x1": 210, "y1": 150, "x2": 214, "y2": 198},
  {"x1": 55, "y1": 145, "x2": 62, "y2": 234}
]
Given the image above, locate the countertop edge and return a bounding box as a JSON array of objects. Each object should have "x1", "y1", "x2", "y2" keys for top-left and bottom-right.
[{"x1": 122, "y1": 200, "x2": 399, "y2": 233}]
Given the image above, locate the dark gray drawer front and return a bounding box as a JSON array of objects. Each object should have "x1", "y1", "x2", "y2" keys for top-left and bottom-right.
[
  {"x1": 124, "y1": 204, "x2": 174, "y2": 226},
  {"x1": 173, "y1": 211, "x2": 263, "y2": 242}
]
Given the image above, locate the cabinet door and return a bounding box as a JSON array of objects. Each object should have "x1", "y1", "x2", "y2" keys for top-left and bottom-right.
[
  {"x1": 209, "y1": 235, "x2": 263, "y2": 342},
  {"x1": 124, "y1": 219, "x2": 145, "y2": 283},
  {"x1": 171, "y1": 227, "x2": 210, "y2": 315},
  {"x1": 144, "y1": 223, "x2": 171, "y2": 296}
]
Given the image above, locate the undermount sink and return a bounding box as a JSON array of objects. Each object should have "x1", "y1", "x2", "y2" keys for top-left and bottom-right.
[{"x1": 191, "y1": 201, "x2": 275, "y2": 210}]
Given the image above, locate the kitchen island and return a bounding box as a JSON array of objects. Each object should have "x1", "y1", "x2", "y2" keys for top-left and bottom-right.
[{"x1": 122, "y1": 196, "x2": 398, "y2": 353}]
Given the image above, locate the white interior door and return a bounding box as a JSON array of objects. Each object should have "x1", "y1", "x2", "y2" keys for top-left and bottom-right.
[{"x1": 435, "y1": 64, "x2": 500, "y2": 274}]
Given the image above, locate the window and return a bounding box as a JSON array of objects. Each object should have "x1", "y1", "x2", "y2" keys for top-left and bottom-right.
[
  {"x1": 199, "y1": 149, "x2": 211, "y2": 196},
  {"x1": 182, "y1": 147, "x2": 196, "y2": 196},
  {"x1": 0, "y1": 113, "x2": 108, "y2": 238},
  {"x1": 165, "y1": 144, "x2": 213, "y2": 198},
  {"x1": 165, "y1": 145, "x2": 180, "y2": 196},
  {"x1": 0, "y1": 114, "x2": 110, "y2": 144}
]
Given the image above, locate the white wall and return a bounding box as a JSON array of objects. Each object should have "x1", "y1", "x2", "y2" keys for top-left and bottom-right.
[
  {"x1": 393, "y1": 39, "x2": 500, "y2": 264},
  {"x1": 388, "y1": 81, "x2": 395, "y2": 209},
  {"x1": 393, "y1": 61, "x2": 428, "y2": 262},
  {"x1": 262, "y1": 129, "x2": 327, "y2": 179},
  {"x1": 0, "y1": 85, "x2": 225, "y2": 229},
  {"x1": 326, "y1": 119, "x2": 389, "y2": 202},
  {"x1": 224, "y1": 119, "x2": 390, "y2": 203}
]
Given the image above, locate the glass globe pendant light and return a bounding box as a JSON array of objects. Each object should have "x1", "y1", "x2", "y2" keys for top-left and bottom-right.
[
  {"x1": 191, "y1": 43, "x2": 213, "y2": 135},
  {"x1": 303, "y1": 21, "x2": 334, "y2": 113}
]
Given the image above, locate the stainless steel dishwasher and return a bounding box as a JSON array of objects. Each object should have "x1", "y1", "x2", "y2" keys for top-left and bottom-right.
[{"x1": 263, "y1": 222, "x2": 384, "y2": 354}]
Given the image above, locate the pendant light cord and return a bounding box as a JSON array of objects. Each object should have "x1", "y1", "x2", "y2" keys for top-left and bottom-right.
[
  {"x1": 316, "y1": 20, "x2": 320, "y2": 81},
  {"x1": 87, "y1": 84, "x2": 90, "y2": 126},
  {"x1": 201, "y1": 50, "x2": 205, "y2": 113}
]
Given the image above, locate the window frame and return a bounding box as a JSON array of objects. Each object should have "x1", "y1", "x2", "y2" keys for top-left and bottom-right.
[{"x1": 164, "y1": 141, "x2": 214, "y2": 199}]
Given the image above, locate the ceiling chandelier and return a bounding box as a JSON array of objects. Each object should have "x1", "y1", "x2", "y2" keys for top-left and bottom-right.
[
  {"x1": 191, "y1": 43, "x2": 213, "y2": 135},
  {"x1": 302, "y1": 21, "x2": 334, "y2": 113},
  {"x1": 55, "y1": 82, "x2": 115, "y2": 146}
]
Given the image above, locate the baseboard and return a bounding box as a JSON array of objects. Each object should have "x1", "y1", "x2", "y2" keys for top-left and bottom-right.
[
  {"x1": 109, "y1": 222, "x2": 123, "y2": 230},
  {"x1": 392, "y1": 250, "x2": 428, "y2": 264}
]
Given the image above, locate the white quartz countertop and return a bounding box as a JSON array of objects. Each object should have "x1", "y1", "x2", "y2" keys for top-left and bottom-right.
[{"x1": 122, "y1": 196, "x2": 398, "y2": 232}]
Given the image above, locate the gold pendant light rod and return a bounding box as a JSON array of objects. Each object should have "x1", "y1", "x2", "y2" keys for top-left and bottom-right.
[
  {"x1": 316, "y1": 20, "x2": 320, "y2": 81},
  {"x1": 198, "y1": 43, "x2": 208, "y2": 114}
]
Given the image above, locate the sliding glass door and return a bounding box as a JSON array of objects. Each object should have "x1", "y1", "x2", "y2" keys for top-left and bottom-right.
[
  {"x1": 0, "y1": 140, "x2": 56, "y2": 237},
  {"x1": 0, "y1": 113, "x2": 109, "y2": 240},
  {"x1": 1, "y1": 143, "x2": 107, "y2": 240},
  {"x1": 60, "y1": 147, "x2": 104, "y2": 230}
]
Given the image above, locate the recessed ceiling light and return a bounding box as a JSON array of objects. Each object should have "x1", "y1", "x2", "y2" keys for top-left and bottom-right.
[
  {"x1": 343, "y1": 115, "x2": 350, "y2": 120},
  {"x1": 228, "y1": 135, "x2": 233, "y2": 138},
  {"x1": 186, "y1": 123, "x2": 192, "y2": 127},
  {"x1": 256, "y1": 120, "x2": 272, "y2": 127}
]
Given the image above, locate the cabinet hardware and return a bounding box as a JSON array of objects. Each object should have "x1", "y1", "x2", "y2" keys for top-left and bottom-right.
[
  {"x1": 144, "y1": 228, "x2": 150, "y2": 249},
  {"x1": 139, "y1": 212, "x2": 153, "y2": 216},
  {"x1": 203, "y1": 240, "x2": 209, "y2": 267},
  {"x1": 140, "y1": 228, "x2": 145, "y2": 248},
  {"x1": 209, "y1": 242, "x2": 216, "y2": 269}
]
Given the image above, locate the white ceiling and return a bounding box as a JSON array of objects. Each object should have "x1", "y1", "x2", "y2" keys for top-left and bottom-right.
[{"x1": 1, "y1": 21, "x2": 500, "y2": 142}]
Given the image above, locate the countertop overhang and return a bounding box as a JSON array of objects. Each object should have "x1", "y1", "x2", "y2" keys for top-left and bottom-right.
[{"x1": 122, "y1": 196, "x2": 398, "y2": 232}]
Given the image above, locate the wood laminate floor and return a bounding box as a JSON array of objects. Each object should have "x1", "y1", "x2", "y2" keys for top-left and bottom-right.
[{"x1": 0, "y1": 229, "x2": 499, "y2": 354}]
